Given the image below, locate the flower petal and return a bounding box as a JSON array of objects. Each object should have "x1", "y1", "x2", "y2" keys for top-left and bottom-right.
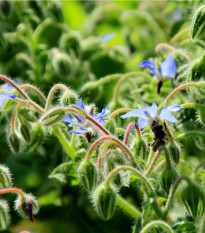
[
  {"x1": 0, "y1": 93, "x2": 17, "y2": 100},
  {"x1": 102, "y1": 33, "x2": 116, "y2": 42},
  {"x1": 120, "y1": 109, "x2": 147, "y2": 119},
  {"x1": 138, "y1": 60, "x2": 158, "y2": 76},
  {"x1": 62, "y1": 116, "x2": 78, "y2": 124},
  {"x1": 98, "y1": 117, "x2": 106, "y2": 125},
  {"x1": 70, "y1": 129, "x2": 88, "y2": 134},
  {"x1": 168, "y1": 104, "x2": 183, "y2": 112},
  {"x1": 159, "y1": 54, "x2": 176, "y2": 78},
  {"x1": 3, "y1": 82, "x2": 20, "y2": 91},
  {"x1": 138, "y1": 118, "x2": 149, "y2": 129},
  {"x1": 0, "y1": 100, "x2": 3, "y2": 108},
  {"x1": 76, "y1": 97, "x2": 85, "y2": 110},
  {"x1": 159, "y1": 107, "x2": 177, "y2": 123},
  {"x1": 145, "y1": 103, "x2": 158, "y2": 118}
]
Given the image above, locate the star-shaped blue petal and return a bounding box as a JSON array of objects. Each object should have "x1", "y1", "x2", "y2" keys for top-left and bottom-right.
[
  {"x1": 0, "y1": 93, "x2": 17, "y2": 108},
  {"x1": 138, "y1": 60, "x2": 158, "y2": 76},
  {"x1": 168, "y1": 103, "x2": 183, "y2": 112},
  {"x1": 159, "y1": 54, "x2": 176, "y2": 78}
]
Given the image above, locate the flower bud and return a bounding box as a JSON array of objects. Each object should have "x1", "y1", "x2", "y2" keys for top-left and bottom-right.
[
  {"x1": 0, "y1": 0, "x2": 11, "y2": 18},
  {"x1": 15, "y1": 193, "x2": 39, "y2": 222},
  {"x1": 60, "y1": 32, "x2": 81, "y2": 57},
  {"x1": 104, "y1": 120, "x2": 115, "y2": 134},
  {"x1": 52, "y1": 50, "x2": 72, "y2": 76},
  {"x1": 159, "y1": 167, "x2": 178, "y2": 195},
  {"x1": 167, "y1": 141, "x2": 180, "y2": 165},
  {"x1": 81, "y1": 37, "x2": 101, "y2": 59},
  {"x1": 0, "y1": 200, "x2": 10, "y2": 230},
  {"x1": 60, "y1": 89, "x2": 78, "y2": 106},
  {"x1": 78, "y1": 160, "x2": 97, "y2": 192},
  {"x1": 41, "y1": 108, "x2": 65, "y2": 126},
  {"x1": 190, "y1": 5, "x2": 205, "y2": 39},
  {"x1": 0, "y1": 165, "x2": 12, "y2": 188},
  {"x1": 93, "y1": 183, "x2": 116, "y2": 221},
  {"x1": 131, "y1": 138, "x2": 147, "y2": 160},
  {"x1": 20, "y1": 124, "x2": 31, "y2": 144},
  {"x1": 8, "y1": 132, "x2": 20, "y2": 155},
  {"x1": 199, "y1": 107, "x2": 205, "y2": 125},
  {"x1": 18, "y1": 107, "x2": 36, "y2": 122},
  {"x1": 180, "y1": 183, "x2": 205, "y2": 219}
]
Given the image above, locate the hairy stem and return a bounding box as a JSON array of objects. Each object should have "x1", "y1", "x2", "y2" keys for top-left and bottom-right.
[
  {"x1": 140, "y1": 220, "x2": 174, "y2": 233},
  {"x1": 20, "y1": 84, "x2": 46, "y2": 103},
  {"x1": 110, "y1": 108, "x2": 132, "y2": 119},
  {"x1": 116, "y1": 194, "x2": 141, "y2": 219},
  {"x1": 123, "y1": 122, "x2": 141, "y2": 144},
  {"x1": 45, "y1": 84, "x2": 69, "y2": 110},
  {"x1": 0, "y1": 188, "x2": 24, "y2": 198}
]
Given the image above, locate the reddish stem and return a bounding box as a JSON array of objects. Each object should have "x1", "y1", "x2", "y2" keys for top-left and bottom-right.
[
  {"x1": 123, "y1": 122, "x2": 141, "y2": 144},
  {"x1": 0, "y1": 188, "x2": 24, "y2": 197}
]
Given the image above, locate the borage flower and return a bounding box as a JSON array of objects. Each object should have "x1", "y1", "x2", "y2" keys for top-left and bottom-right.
[
  {"x1": 0, "y1": 82, "x2": 19, "y2": 108},
  {"x1": 63, "y1": 98, "x2": 109, "y2": 141},
  {"x1": 120, "y1": 103, "x2": 183, "y2": 129},
  {"x1": 139, "y1": 54, "x2": 176, "y2": 93}
]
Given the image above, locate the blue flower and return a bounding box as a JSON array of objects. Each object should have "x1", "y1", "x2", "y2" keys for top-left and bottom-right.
[
  {"x1": 120, "y1": 103, "x2": 183, "y2": 129},
  {"x1": 101, "y1": 33, "x2": 116, "y2": 43},
  {"x1": 139, "y1": 54, "x2": 176, "y2": 80},
  {"x1": 0, "y1": 82, "x2": 18, "y2": 108},
  {"x1": 63, "y1": 98, "x2": 109, "y2": 134}
]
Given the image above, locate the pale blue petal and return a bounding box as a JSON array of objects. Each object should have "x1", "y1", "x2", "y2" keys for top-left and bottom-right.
[
  {"x1": 145, "y1": 103, "x2": 158, "y2": 118},
  {"x1": 138, "y1": 118, "x2": 149, "y2": 129},
  {"x1": 159, "y1": 107, "x2": 177, "y2": 123},
  {"x1": 0, "y1": 100, "x2": 3, "y2": 108},
  {"x1": 138, "y1": 60, "x2": 158, "y2": 76},
  {"x1": 159, "y1": 54, "x2": 176, "y2": 78},
  {"x1": 98, "y1": 117, "x2": 106, "y2": 125},
  {"x1": 168, "y1": 104, "x2": 183, "y2": 112},
  {"x1": 120, "y1": 109, "x2": 147, "y2": 119},
  {"x1": 3, "y1": 82, "x2": 20, "y2": 91},
  {"x1": 62, "y1": 116, "x2": 78, "y2": 124},
  {"x1": 76, "y1": 97, "x2": 85, "y2": 110},
  {"x1": 93, "y1": 107, "x2": 109, "y2": 119},
  {"x1": 70, "y1": 129, "x2": 88, "y2": 134},
  {"x1": 102, "y1": 33, "x2": 116, "y2": 42},
  {"x1": 0, "y1": 93, "x2": 17, "y2": 100}
]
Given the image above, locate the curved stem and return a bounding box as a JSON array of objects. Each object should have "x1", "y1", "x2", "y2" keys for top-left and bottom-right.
[
  {"x1": 195, "y1": 158, "x2": 205, "y2": 172},
  {"x1": 81, "y1": 74, "x2": 122, "y2": 92},
  {"x1": 164, "y1": 82, "x2": 198, "y2": 105},
  {"x1": 20, "y1": 84, "x2": 46, "y2": 103},
  {"x1": 97, "y1": 144, "x2": 108, "y2": 177},
  {"x1": 155, "y1": 43, "x2": 174, "y2": 53},
  {"x1": 165, "y1": 175, "x2": 193, "y2": 216},
  {"x1": 110, "y1": 108, "x2": 132, "y2": 119},
  {"x1": 11, "y1": 109, "x2": 16, "y2": 133},
  {"x1": 181, "y1": 103, "x2": 205, "y2": 109},
  {"x1": 140, "y1": 220, "x2": 174, "y2": 233},
  {"x1": 84, "y1": 135, "x2": 141, "y2": 171},
  {"x1": 0, "y1": 74, "x2": 28, "y2": 99},
  {"x1": 113, "y1": 72, "x2": 152, "y2": 105},
  {"x1": 0, "y1": 188, "x2": 24, "y2": 198},
  {"x1": 45, "y1": 84, "x2": 69, "y2": 110},
  {"x1": 116, "y1": 194, "x2": 141, "y2": 219},
  {"x1": 146, "y1": 147, "x2": 164, "y2": 176},
  {"x1": 14, "y1": 98, "x2": 45, "y2": 114},
  {"x1": 154, "y1": 159, "x2": 165, "y2": 172},
  {"x1": 176, "y1": 131, "x2": 205, "y2": 140},
  {"x1": 104, "y1": 166, "x2": 154, "y2": 196},
  {"x1": 123, "y1": 122, "x2": 141, "y2": 144},
  {"x1": 52, "y1": 125, "x2": 76, "y2": 160}
]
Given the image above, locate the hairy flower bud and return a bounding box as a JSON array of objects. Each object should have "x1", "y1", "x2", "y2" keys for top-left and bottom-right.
[
  {"x1": 104, "y1": 120, "x2": 115, "y2": 134},
  {"x1": 52, "y1": 50, "x2": 72, "y2": 76},
  {"x1": 20, "y1": 124, "x2": 31, "y2": 144},
  {"x1": 159, "y1": 167, "x2": 178, "y2": 195},
  {"x1": 93, "y1": 183, "x2": 116, "y2": 221},
  {"x1": 0, "y1": 165, "x2": 12, "y2": 188},
  {"x1": 15, "y1": 193, "x2": 39, "y2": 222},
  {"x1": 0, "y1": 199, "x2": 10, "y2": 230},
  {"x1": 167, "y1": 141, "x2": 180, "y2": 165},
  {"x1": 41, "y1": 108, "x2": 65, "y2": 126},
  {"x1": 180, "y1": 183, "x2": 205, "y2": 219},
  {"x1": 8, "y1": 132, "x2": 20, "y2": 155},
  {"x1": 190, "y1": 5, "x2": 205, "y2": 39},
  {"x1": 132, "y1": 138, "x2": 147, "y2": 160},
  {"x1": 60, "y1": 32, "x2": 81, "y2": 57},
  {"x1": 78, "y1": 160, "x2": 97, "y2": 192},
  {"x1": 60, "y1": 89, "x2": 78, "y2": 106}
]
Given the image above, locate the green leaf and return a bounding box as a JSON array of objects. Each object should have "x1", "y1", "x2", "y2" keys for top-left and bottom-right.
[
  {"x1": 172, "y1": 221, "x2": 195, "y2": 231},
  {"x1": 49, "y1": 162, "x2": 80, "y2": 185}
]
